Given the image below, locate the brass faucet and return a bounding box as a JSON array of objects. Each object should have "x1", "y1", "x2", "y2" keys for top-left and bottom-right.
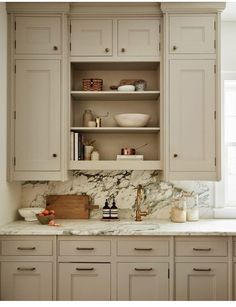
[{"x1": 135, "y1": 184, "x2": 148, "y2": 222}]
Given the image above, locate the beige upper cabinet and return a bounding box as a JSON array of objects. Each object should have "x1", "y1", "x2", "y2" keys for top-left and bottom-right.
[
  {"x1": 1, "y1": 262, "x2": 53, "y2": 301},
  {"x1": 15, "y1": 16, "x2": 61, "y2": 54},
  {"x1": 15, "y1": 60, "x2": 61, "y2": 172},
  {"x1": 175, "y1": 262, "x2": 228, "y2": 300},
  {"x1": 117, "y1": 262, "x2": 169, "y2": 301},
  {"x1": 118, "y1": 19, "x2": 160, "y2": 57},
  {"x1": 169, "y1": 16, "x2": 215, "y2": 54},
  {"x1": 169, "y1": 59, "x2": 216, "y2": 173},
  {"x1": 70, "y1": 19, "x2": 113, "y2": 57}
]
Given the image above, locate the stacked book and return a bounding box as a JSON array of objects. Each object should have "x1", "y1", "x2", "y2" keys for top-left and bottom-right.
[
  {"x1": 70, "y1": 131, "x2": 84, "y2": 160},
  {"x1": 116, "y1": 155, "x2": 144, "y2": 160}
]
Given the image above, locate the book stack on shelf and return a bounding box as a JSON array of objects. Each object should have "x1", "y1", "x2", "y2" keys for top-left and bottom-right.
[
  {"x1": 70, "y1": 131, "x2": 84, "y2": 160},
  {"x1": 116, "y1": 155, "x2": 144, "y2": 161}
]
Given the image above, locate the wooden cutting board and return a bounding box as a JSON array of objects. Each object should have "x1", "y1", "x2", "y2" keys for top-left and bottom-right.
[{"x1": 46, "y1": 194, "x2": 98, "y2": 219}]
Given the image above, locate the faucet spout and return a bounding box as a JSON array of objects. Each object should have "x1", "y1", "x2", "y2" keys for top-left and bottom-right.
[{"x1": 135, "y1": 185, "x2": 148, "y2": 222}]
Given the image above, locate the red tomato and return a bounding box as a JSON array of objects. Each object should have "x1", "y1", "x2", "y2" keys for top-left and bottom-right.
[
  {"x1": 49, "y1": 210, "x2": 55, "y2": 215},
  {"x1": 42, "y1": 209, "x2": 49, "y2": 216}
]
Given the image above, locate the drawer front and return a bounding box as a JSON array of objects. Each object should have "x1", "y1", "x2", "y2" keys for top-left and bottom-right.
[
  {"x1": 1, "y1": 240, "x2": 53, "y2": 256},
  {"x1": 117, "y1": 239, "x2": 169, "y2": 257},
  {"x1": 59, "y1": 240, "x2": 111, "y2": 256},
  {"x1": 175, "y1": 238, "x2": 228, "y2": 257}
]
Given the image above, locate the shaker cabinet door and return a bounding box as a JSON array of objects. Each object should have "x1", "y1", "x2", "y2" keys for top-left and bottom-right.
[
  {"x1": 70, "y1": 19, "x2": 113, "y2": 57},
  {"x1": 15, "y1": 60, "x2": 61, "y2": 172},
  {"x1": 117, "y1": 262, "x2": 169, "y2": 301},
  {"x1": 15, "y1": 16, "x2": 61, "y2": 55},
  {"x1": 118, "y1": 19, "x2": 160, "y2": 57},
  {"x1": 1, "y1": 262, "x2": 53, "y2": 301},
  {"x1": 58, "y1": 263, "x2": 111, "y2": 300},
  {"x1": 175, "y1": 263, "x2": 228, "y2": 301},
  {"x1": 169, "y1": 59, "x2": 216, "y2": 173},
  {"x1": 169, "y1": 16, "x2": 215, "y2": 54}
]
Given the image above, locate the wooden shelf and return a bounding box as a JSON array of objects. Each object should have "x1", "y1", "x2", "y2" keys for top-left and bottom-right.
[
  {"x1": 71, "y1": 91, "x2": 160, "y2": 101},
  {"x1": 70, "y1": 127, "x2": 160, "y2": 134},
  {"x1": 69, "y1": 160, "x2": 162, "y2": 170}
]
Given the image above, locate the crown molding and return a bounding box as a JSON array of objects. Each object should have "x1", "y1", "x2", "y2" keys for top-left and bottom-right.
[
  {"x1": 6, "y1": 2, "x2": 70, "y2": 14},
  {"x1": 161, "y1": 2, "x2": 226, "y2": 14}
]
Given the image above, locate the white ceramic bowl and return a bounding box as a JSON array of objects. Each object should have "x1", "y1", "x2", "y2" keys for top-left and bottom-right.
[
  {"x1": 114, "y1": 113, "x2": 151, "y2": 127},
  {"x1": 117, "y1": 85, "x2": 135, "y2": 92},
  {"x1": 18, "y1": 208, "x2": 44, "y2": 222}
]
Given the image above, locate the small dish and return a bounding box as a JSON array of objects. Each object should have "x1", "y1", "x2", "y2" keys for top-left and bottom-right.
[
  {"x1": 117, "y1": 85, "x2": 135, "y2": 92},
  {"x1": 18, "y1": 208, "x2": 44, "y2": 222},
  {"x1": 114, "y1": 113, "x2": 151, "y2": 127},
  {"x1": 36, "y1": 213, "x2": 55, "y2": 225}
]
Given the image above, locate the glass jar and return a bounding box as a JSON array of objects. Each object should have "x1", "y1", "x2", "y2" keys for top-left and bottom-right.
[
  {"x1": 170, "y1": 198, "x2": 187, "y2": 223},
  {"x1": 83, "y1": 110, "x2": 93, "y2": 127},
  {"x1": 185, "y1": 193, "x2": 199, "y2": 221}
]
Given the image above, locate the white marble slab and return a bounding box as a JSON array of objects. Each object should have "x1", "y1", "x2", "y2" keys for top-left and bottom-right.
[{"x1": 0, "y1": 219, "x2": 236, "y2": 236}]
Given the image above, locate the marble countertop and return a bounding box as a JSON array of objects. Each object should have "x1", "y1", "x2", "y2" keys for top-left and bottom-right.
[{"x1": 0, "y1": 218, "x2": 236, "y2": 236}]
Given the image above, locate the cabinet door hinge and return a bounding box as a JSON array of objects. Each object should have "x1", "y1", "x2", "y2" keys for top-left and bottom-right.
[
  {"x1": 168, "y1": 268, "x2": 170, "y2": 279},
  {"x1": 214, "y1": 21, "x2": 216, "y2": 30},
  {"x1": 159, "y1": 23, "x2": 161, "y2": 33},
  {"x1": 159, "y1": 42, "x2": 161, "y2": 51},
  {"x1": 214, "y1": 39, "x2": 216, "y2": 49},
  {"x1": 14, "y1": 21, "x2": 16, "y2": 30},
  {"x1": 14, "y1": 40, "x2": 16, "y2": 49},
  {"x1": 215, "y1": 157, "x2": 216, "y2": 166},
  {"x1": 70, "y1": 22, "x2": 71, "y2": 33},
  {"x1": 14, "y1": 64, "x2": 16, "y2": 74},
  {"x1": 14, "y1": 111, "x2": 16, "y2": 120},
  {"x1": 70, "y1": 42, "x2": 71, "y2": 51},
  {"x1": 214, "y1": 64, "x2": 216, "y2": 74},
  {"x1": 214, "y1": 111, "x2": 216, "y2": 120},
  {"x1": 13, "y1": 157, "x2": 16, "y2": 166}
]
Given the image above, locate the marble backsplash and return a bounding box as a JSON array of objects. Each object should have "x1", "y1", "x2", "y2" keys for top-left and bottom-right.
[{"x1": 21, "y1": 170, "x2": 214, "y2": 219}]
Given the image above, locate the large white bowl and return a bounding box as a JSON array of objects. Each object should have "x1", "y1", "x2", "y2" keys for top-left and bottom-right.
[
  {"x1": 114, "y1": 113, "x2": 151, "y2": 127},
  {"x1": 18, "y1": 208, "x2": 44, "y2": 222}
]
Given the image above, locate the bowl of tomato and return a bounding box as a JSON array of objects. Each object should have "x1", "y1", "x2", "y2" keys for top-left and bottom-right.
[{"x1": 36, "y1": 209, "x2": 55, "y2": 225}]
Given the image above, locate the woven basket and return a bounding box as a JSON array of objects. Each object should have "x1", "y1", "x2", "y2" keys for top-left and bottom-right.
[{"x1": 82, "y1": 79, "x2": 103, "y2": 91}]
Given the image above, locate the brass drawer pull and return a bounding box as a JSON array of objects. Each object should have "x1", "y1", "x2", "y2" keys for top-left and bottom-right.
[
  {"x1": 76, "y1": 247, "x2": 94, "y2": 251},
  {"x1": 76, "y1": 268, "x2": 94, "y2": 271},
  {"x1": 193, "y1": 248, "x2": 212, "y2": 251},
  {"x1": 17, "y1": 247, "x2": 36, "y2": 250},
  {"x1": 17, "y1": 267, "x2": 36, "y2": 271},
  {"x1": 134, "y1": 248, "x2": 153, "y2": 251},
  {"x1": 193, "y1": 268, "x2": 212, "y2": 272},
  {"x1": 135, "y1": 268, "x2": 153, "y2": 272}
]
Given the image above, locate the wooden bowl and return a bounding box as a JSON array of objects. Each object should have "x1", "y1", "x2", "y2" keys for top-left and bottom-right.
[{"x1": 36, "y1": 214, "x2": 55, "y2": 225}]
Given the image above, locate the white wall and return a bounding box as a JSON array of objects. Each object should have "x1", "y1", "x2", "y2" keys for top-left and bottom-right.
[
  {"x1": 0, "y1": 3, "x2": 21, "y2": 226},
  {"x1": 221, "y1": 21, "x2": 236, "y2": 71}
]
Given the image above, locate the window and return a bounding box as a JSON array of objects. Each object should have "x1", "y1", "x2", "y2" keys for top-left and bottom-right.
[{"x1": 215, "y1": 73, "x2": 236, "y2": 208}]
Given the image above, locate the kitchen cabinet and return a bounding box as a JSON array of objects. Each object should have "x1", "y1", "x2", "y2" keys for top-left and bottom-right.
[
  {"x1": 70, "y1": 19, "x2": 113, "y2": 57},
  {"x1": 1, "y1": 262, "x2": 53, "y2": 301},
  {"x1": 117, "y1": 19, "x2": 160, "y2": 57},
  {"x1": 169, "y1": 15, "x2": 215, "y2": 54},
  {"x1": 14, "y1": 60, "x2": 61, "y2": 172},
  {"x1": 58, "y1": 263, "x2": 111, "y2": 300},
  {"x1": 169, "y1": 59, "x2": 216, "y2": 173},
  {"x1": 175, "y1": 262, "x2": 228, "y2": 301},
  {"x1": 70, "y1": 18, "x2": 161, "y2": 59},
  {"x1": 117, "y1": 262, "x2": 169, "y2": 300},
  {"x1": 15, "y1": 16, "x2": 61, "y2": 55}
]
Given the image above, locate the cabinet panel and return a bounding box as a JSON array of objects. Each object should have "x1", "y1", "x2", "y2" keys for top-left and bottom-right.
[
  {"x1": 15, "y1": 17, "x2": 61, "y2": 54},
  {"x1": 70, "y1": 19, "x2": 113, "y2": 56},
  {"x1": 58, "y1": 263, "x2": 111, "y2": 300},
  {"x1": 118, "y1": 19, "x2": 160, "y2": 57},
  {"x1": 15, "y1": 60, "x2": 61, "y2": 171},
  {"x1": 1, "y1": 262, "x2": 53, "y2": 301},
  {"x1": 169, "y1": 16, "x2": 215, "y2": 54},
  {"x1": 117, "y1": 262, "x2": 169, "y2": 301},
  {"x1": 175, "y1": 263, "x2": 228, "y2": 301},
  {"x1": 169, "y1": 59, "x2": 216, "y2": 172}
]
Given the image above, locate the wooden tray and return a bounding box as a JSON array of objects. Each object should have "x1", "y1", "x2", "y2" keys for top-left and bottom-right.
[{"x1": 46, "y1": 194, "x2": 98, "y2": 219}]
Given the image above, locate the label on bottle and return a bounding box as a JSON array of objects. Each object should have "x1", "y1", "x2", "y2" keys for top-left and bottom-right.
[
  {"x1": 102, "y1": 209, "x2": 110, "y2": 219},
  {"x1": 110, "y1": 209, "x2": 118, "y2": 219}
]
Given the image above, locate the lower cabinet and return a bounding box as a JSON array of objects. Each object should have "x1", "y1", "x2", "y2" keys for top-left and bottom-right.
[
  {"x1": 1, "y1": 262, "x2": 53, "y2": 301},
  {"x1": 58, "y1": 263, "x2": 111, "y2": 301},
  {"x1": 175, "y1": 262, "x2": 228, "y2": 301},
  {"x1": 117, "y1": 262, "x2": 169, "y2": 301}
]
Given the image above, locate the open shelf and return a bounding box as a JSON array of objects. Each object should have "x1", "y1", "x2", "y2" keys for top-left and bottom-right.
[
  {"x1": 70, "y1": 127, "x2": 160, "y2": 134},
  {"x1": 69, "y1": 160, "x2": 162, "y2": 170},
  {"x1": 71, "y1": 91, "x2": 160, "y2": 101}
]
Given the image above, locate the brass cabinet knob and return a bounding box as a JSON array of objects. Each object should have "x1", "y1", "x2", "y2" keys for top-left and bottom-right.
[
  {"x1": 121, "y1": 48, "x2": 126, "y2": 53},
  {"x1": 53, "y1": 46, "x2": 58, "y2": 51},
  {"x1": 52, "y1": 153, "x2": 57, "y2": 158},
  {"x1": 173, "y1": 154, "x2": 178, "y2": 158},
  {"x1": 173, "y1": 46, "x2": 177, "y2": 51},
  {"x1": 105, "y1": 47, "x2": 110, "y2": 53}
]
